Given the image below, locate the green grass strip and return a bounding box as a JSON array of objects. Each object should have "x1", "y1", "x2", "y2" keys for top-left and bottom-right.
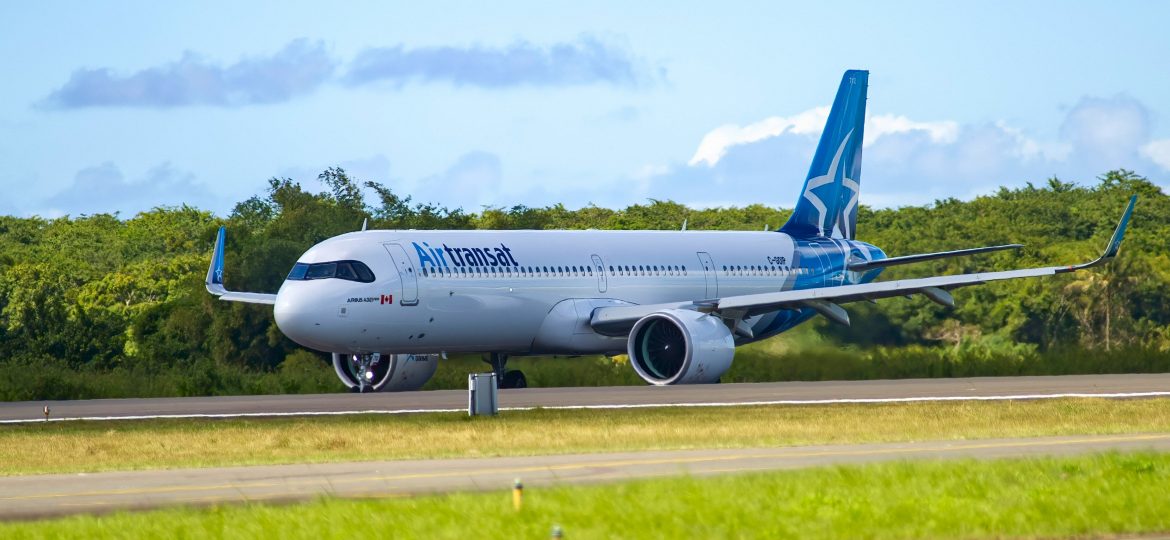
[
  {"x1": 3, "y1": 452, "x2": 1169, "y2": 539},
  {"x1": 1, "y1": 398, "x2": 1169, "y2": 476}
]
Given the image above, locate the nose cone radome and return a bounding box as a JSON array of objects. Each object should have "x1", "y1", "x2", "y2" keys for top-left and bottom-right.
[{"x1": 274, "y1": 283, "x2": 335, "y2": 351}]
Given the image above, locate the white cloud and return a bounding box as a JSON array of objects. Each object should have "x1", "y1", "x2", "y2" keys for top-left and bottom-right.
[
  {"x1": 688, "y1": 107, "x2": 828, "y2": 167},
  {"x1": 1060, "y1": 94, "x2": 1150, "y2": 171},
  {"x1": 44, "y1": 39, "x2": 336, "y2": 109},
  {"x1": 689, "y1": 108, "x2": 962, "y2": 167},
  {"x1": 865, "y1": 115, "x2": 959, "y2": 147},
  {"x1": 1141, "y1": 139, "x2": 1170, "y2": 171},
  {"x1": 642, "y1": 92, "x2": 1170, "y2": 210}
]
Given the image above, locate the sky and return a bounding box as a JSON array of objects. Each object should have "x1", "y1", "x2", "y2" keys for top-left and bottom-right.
[{"x1": 2, "y1": 1, "x2": 1169, "y2": 218}]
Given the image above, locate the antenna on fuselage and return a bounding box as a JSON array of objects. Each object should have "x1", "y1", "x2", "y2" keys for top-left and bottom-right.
[
  {"x1": 361, "y1": 218, "x2": 368, "y2": 232},
  {"x1": 681, "y1": 219, "x2": 688, "y2": 231},
  {"x1": 764, "y1": 224, "x2": 770, "y2": 231}
]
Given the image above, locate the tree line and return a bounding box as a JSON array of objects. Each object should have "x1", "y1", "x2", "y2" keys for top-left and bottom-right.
[{"x1": 0, "y1": 168, "x2": 1166, "y2": 400}]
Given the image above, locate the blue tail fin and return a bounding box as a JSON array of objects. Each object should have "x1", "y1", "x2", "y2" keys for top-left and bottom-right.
[{"x1": 780, "y1": 70, "x2": 868, "y2": 239}]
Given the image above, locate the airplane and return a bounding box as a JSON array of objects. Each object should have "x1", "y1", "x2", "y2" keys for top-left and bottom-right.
[{"x1": 205, "y1": 69, "x2": 1137, "y2": 392}]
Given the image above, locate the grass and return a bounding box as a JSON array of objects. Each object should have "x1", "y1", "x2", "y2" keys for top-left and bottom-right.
[
  {"x1": 2, "y1": 398, "x2": 1169, "y2": 476},
  {"x1": 3, "y1": 452, "x2": 1170, "y2": 539}
]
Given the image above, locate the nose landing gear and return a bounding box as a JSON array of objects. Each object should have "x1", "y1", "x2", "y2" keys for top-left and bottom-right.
[
  {"x1": 486, "y1": 352, "x2": 527, "y2": 389},
  {"x1": 349, "y1": 353, "x2": 382, "y2": 393}
]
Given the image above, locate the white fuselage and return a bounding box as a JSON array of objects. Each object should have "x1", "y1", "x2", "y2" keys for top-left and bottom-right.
[{"x1": 272, "y1": 229, "x2": 881, "y2": 356}]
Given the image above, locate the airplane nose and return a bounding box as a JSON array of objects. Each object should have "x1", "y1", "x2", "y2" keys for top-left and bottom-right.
[{"x1": 274, "y1": 286, "x2": 332, "y2": 350}]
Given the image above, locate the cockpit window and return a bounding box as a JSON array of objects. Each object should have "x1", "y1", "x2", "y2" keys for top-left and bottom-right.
[
  {"x1": 335, "y1": 262, "x2": 357, "y2": 280},
  {"x1": 288, "y1": 263, "x2": 309, "y2": 280},
  {"x1": 287, "y1": 260, "x2": 376, "y2": 283},
  {"x1": 305, "y1": 262, "x2": 337, "y2": 280}
]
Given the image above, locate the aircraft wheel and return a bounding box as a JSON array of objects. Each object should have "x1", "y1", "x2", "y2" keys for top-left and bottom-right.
[{"x1": 502, "y1": 370, "x2": 527, "y2": 389}]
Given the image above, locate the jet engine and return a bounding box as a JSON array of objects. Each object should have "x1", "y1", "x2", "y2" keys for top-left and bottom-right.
[
  {"x1": 332, "y1": 352, "x2": 439, "y2": 392},
  {"x1": 627, "y1": 309, "x2": 734, "y2": 385}
]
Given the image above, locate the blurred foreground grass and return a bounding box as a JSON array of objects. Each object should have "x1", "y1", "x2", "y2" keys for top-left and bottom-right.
[
  {"x1": 2, "y1": 398, "x2": 1168, "y2": 476},
  {"x1": 3, "y1": 452, "x2": 1169, "y2": 539}
]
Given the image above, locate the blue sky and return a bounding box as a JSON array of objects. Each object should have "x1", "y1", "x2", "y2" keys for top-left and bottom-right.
[{"x1": 3, "y1": 1, "x2": 1169, "y2": 217}]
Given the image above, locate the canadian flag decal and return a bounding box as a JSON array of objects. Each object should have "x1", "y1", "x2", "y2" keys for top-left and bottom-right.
[{"x1": 380, "y1": 294, "x2": 394, "y2": 305}]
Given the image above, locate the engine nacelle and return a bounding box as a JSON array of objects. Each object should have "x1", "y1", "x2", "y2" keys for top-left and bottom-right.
[
  {"x1": 332, "y1": 353, "x2": 439, "y2": 392},
  {"x1": 627, "y1": 309, "x2": 735, "y2": 385}
]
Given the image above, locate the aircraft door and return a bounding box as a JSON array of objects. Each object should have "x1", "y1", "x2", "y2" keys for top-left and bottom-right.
[
  {"x1": 383, "y1": 243, "x2": 419, "y2": 306},
  {"x1": 696, "y1": 252, "x2": 718, "y2": 299},
  {"x1": 591, "y1": 254, "x2": 607, "y2": 293}
]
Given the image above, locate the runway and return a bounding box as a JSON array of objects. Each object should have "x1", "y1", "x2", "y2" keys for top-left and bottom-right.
[
  {"x1": 0, "y1": 432, "x2": 1167, "y2": 520},
  {"x1": 2, "y1": 373, "x2": 1169, "y2": 423}
]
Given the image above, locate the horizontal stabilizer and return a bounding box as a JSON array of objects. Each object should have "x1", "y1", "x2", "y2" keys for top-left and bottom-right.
[{"x1": 848, "y1": 244, "x2": 1023, "y2": 272}]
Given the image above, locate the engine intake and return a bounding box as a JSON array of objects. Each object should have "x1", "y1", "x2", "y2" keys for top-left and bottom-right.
[
  {"x1": 332, "y1": 352, "x2": 439, "y2": 392},
  {"x1": 627, "y1": 309, "x2": 734, "y2": 385}
]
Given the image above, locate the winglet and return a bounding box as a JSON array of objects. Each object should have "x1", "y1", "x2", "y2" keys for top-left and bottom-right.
[
  {"x1": 1059, "y1": 195, "x2": 1137, "y2": 273},
  {"x1": 1101, "y1": 194, "x2": 1137, "y2": 260},
  {"x1": 205, "y1": 226, "x2": 227, "y2": 296}
]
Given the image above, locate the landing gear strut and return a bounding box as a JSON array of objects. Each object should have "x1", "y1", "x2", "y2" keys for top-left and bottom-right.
[
  {"x1": 349, "y1": 353, "x2": 382, "y2": 393},
  {"x1": 485, "y1": 352, "x2": 527, "y2": 389}
]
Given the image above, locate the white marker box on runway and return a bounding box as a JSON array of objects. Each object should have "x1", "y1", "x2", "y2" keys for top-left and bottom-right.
[{"x1": 468, "y1": 373, "x2": 498, "y2": 416}]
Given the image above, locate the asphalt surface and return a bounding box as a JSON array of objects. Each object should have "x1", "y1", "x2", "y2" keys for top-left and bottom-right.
[
  {"x1": 1, "y1": 433, "x2": 1168, "y2": 520},
  {"x1": 2, "y1": 373, "x2": 1169, "y2": 423}
]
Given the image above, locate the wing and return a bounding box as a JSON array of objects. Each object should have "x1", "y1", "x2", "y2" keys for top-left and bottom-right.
[
  {"x1": 592, "y1": 195, "x2": 1136, "y2": 336},
  {"x1": 205, "y1": 226, "x2": 278, "y2": 305}
]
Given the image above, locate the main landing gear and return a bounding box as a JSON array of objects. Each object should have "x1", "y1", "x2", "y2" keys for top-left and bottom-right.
[{"x1": 485, "y1": 352, "x2": 527, "y2": 389}]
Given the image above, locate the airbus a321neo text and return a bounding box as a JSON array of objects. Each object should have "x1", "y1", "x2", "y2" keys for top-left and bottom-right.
[{"x1": 206, "y1": 70, "x2": 1137, "y2": 392}]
